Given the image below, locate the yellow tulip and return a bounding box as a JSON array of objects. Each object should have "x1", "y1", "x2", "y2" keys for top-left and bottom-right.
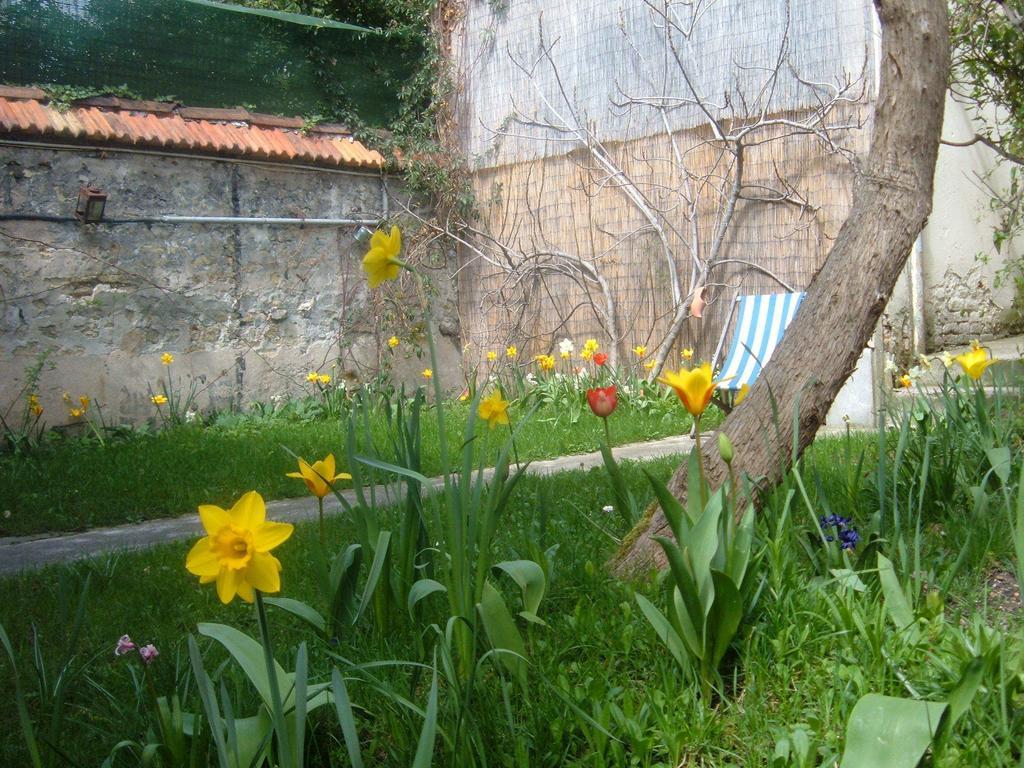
[
  {"x1": 478, "y1": 390, "x2": 510, "y2": 429},
  {"x1": 633, "y1": 345, "x2": 647, "y2": 358},
  {"x1": 287, "y1": 454, "x2": 351, "y2": 499},
  {"x1": 185, "y1": 491, "x2": 294, "y2": 604},
  {"x1": 362, "y1": 226, "x2": 404, "y2": 288},
  {"x1": 954, "y1": 340, "x2": 997, "y2": 381},
  {"x1": 735, "y1": 383, "x2": 750, "y2": 405},
  {"x1": 644, "y1": 360, "x2": 656, "y2": 371},
  {"x1": 151, "y1": 394, "x2": 168, "y2": 406},
  {"x1": 658, "y1": 362, "x2": 721, "y2": 417}
]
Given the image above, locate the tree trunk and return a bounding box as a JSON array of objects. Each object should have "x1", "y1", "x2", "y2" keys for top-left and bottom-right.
[{"x1": 611, "y1": 0, "x2": 949, "y2": 576}]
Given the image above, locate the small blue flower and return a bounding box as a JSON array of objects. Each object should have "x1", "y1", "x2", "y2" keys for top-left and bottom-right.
[{"x1": 838, "y1": 528, "x2": 860, "y2": 550}]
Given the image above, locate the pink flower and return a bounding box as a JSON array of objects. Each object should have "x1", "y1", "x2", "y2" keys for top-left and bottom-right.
[
  {"x1": 114, "y1": 634, "x2": 136, "y2": 656},
  {"x1": 586, "y1": 385, "x2": 618, "y2": 418},
  {"x1": 138, "y1": 644, "x2": 159, "y2": 664}
]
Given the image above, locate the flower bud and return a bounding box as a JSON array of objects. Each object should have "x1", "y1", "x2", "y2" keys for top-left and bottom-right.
[{"x1": 718, "y1": 432, "x2": 734, "y2": 464}]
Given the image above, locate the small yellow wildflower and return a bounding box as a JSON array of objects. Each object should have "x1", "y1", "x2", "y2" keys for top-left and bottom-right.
[
  {"x1": 151, "y1": 394, "x2": 168, "y2": 405},
  {"x1": 422, "y1": 368, "x2": 433, "y2": 380},
  {"x1": 161, "y1": 353, "x2": 174, "y2": 366},
  {"x1": 505, "y1": 345, "x2": 518, "y2": 359},
  {"x1": 387, "y1": 335, "x2": 400, "y2": 349}
]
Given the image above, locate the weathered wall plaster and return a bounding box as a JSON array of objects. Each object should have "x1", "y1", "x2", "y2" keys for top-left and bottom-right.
[{"x1": 0, "y1": 145, "x2": 459, "y2": 425}]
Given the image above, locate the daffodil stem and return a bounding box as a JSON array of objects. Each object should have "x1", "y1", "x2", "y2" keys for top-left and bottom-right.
[
  {"x1": 255, "y1": 590, "x2": 293, "y2": 764},
  {"x1": 507, "y1": 420, "x2": 521, "y2": 470}
]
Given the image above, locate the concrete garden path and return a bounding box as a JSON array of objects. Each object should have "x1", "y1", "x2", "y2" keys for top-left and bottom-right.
[{"x1": 0, "y1": 434, "x2": 699, "y2": 575}]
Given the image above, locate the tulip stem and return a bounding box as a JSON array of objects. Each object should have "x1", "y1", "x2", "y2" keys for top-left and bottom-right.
[
  {"x1": 603, "y1": 416, "x2": 612, "y2": 449},
  {"x1": 255, "y1": 590, "x2": 293, "y2": 763},
  {"x1": 317, "y1": 496, "x2": 325, "y2": 549},
  {"x1": 693, "y1": 416, "x2": 708, "y2": 507}
]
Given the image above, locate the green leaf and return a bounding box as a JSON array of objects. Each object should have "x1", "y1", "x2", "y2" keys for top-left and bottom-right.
[
  {"x1": 331, "y1": 670, "x2": 365, "y2": 768},
  {"x1": 492, "y1": 559, "x2": 547, "y2": 618},
  {"x1": 986, "y1": 446, "x2": 1012, "y2": 484},
  {"x1": 876, "y1": 554, "x2": 918, "y2": 641},
  {"x1": 354, "y1": 455, "x2": 430, "y2": 485},
  {"x1": 412, "y1": 655, "x2": 439, "y2": 768},
  {"x1": 263, "y1": 598, "x2": 326, "y2": 635},
  {"x1": 355, "y1": 531, "x2": 392, "y2": 624},
  {"x1": 1014, "y1": 460, "x2": 1024, "y2": 591},
  {"x1": 408, "y1": 579, "x2": 448, "y2": 619},
  {"x1": 180, "y1": 0, "x2": 379, "y2": 32},
  {"x1": 477, "y1": 580, "x2": 528, "y2": 687},
  {"x1": 0, "y1": 622, "x2": 43, "y2": 768},
  {"x1": 634, "y1": 592, "x2": 689, "y2": 669},
  {"x1": 197, "y1": 623, "x2": 290, "y2": 712},
  {"x1": 707, "y1": 571, "x2": 742, "y2": 668},
  {"x1": 643, "y1": 468, "x2": 689, "y2": 542},
  {"x1": 840, "y1": 694, "x2": 947, "y2": 768}
]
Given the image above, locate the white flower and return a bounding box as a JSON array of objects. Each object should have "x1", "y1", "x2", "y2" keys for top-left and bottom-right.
[
  {"x1": 558, "y1": 338, "x2": 575, "y2": 356},
  {"x1": 917, "y1": 353, "x2": 932, "y2": 371},
  {"x1": 884, "y1": 358, "x2": 897, "y2": 374},
  {"x1": 525, "y1": 372, "x2": 537, "y2": 384},
  {"x1": 602, "y1": 505, "x2": 614, "y2": 515},
  {"x1": 941, "y1": 351, "x2": 954, "y2": 368},
  {"x1": 184, "y1": 410, "x2": 198, "y2": 423}
]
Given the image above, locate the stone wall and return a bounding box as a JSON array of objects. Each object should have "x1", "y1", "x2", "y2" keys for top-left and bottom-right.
[{"x1": 0, "y1": 144, "x2": 459, "y2": 426}]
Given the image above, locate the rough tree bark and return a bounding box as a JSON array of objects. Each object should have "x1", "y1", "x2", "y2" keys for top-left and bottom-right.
[{"x1": 612, "y1": 0, "x2": 949, "y2": 576}]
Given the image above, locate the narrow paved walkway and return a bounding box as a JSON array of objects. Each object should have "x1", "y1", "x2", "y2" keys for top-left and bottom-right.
[{"x1": 0, "y1": 434, "x2": 696, "y2": 575}]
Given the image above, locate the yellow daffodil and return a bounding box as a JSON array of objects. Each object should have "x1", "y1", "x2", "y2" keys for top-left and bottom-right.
[
  {"x1": 898, "y1": 374, "x2": 912, "y2": 389},
  {"x1": 478, "y1": 390, "x2": 510, "y2": 429},
  {"x1": 954, "y1": 340, "x2": 998, "y2": 381},
  {"x1": 422, "y1": 368, "x2": 433, "y2": 380},
  {"x1": 658, "y1": 362, "x2": 721, "y2": 417},
  {"x1": 161, "y1": 353, "x2": 174, "y2": 366},
  {"x1": 317, "y1": 374, "x2": 331, "y2": 386},
  {"x1": 735, "y1": 383, "x2": 750, "y2": 405},
  {"x1": 362, "y1": 226, "x2": 404, "y2": 288},
  {"x1": 28, "y1": 394, "x2": 43, "y2": 417},
  {"x1": 580, "y1": 339, "x2": 599, "y2": 361},
  {"x1": 185, "y1": 491, "x2": 294, "y2": 604},
  {"x1": 306, "y1": 371, "x2": 319, "y2": 382},
  {"x1": 644, "y1": 360, "x2": 656, "y2": 371},
  {"x1": 287, "y1": 454, "x2": 351, "y2": 499},
  {"x1": 151, "y1": 394, "x2": 168, "y2": 405},
  {"x1": 69, "y1": 407, "x2": 84, "y2": 418},
  {"x1": 79, "y1": 396, "x2": 90, "y2": 410},
  {"x1": 506, "y1": 345, "x2": 518, "y2": 359},
  {"x1": 580, "y1": 349, "x2": 594, "y2": 361},
  {"x1": 487, "y1": 351, "x2": 498, "y2": 362},
  {"x1": 535, "y1": 354, "x2": 555, "y2": 372},
  {"x1": 633, "y1": 345, "x2": 647, "y2": 358},
  {"x1": 387, "y1": 335, "x2": 400, "y2": 349},
  {"x1": 681, "y1": 348, "x2": 694, "y2": 361},
  {"x1": 560, "y1": 351, "x2": 571, "y2": 359}
]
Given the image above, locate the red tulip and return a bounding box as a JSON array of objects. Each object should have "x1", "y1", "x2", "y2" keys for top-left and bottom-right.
[
  {"x1": 593, "y1": 352, "x2": 609, "y2": 366},
  {"x1": 587, "y1": 385, "x2": 618, "y2": 417}
]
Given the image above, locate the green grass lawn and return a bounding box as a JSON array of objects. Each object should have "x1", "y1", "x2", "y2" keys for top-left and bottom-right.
[
  {"x1": 1, "y1": 435, "x2": 1021, "y2": 766},
  {"x1": 0, "y1": 400, "x2": 707, "y2": 537}
]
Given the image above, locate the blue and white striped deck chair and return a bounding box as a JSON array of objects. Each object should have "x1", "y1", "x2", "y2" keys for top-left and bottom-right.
[{"x1": 714, "y1": 292, "x2": 805, "y2": 392}]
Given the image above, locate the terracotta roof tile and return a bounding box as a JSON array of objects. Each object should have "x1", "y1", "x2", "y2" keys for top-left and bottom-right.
[{"x1": 0, "y1": 95, "x2": 384, "y2": 170}]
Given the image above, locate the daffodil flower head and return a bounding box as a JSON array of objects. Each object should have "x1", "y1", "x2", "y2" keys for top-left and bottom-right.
[
  {"x1": 161, "y1": 352, "x2": 174, "y2": 366},
  {"x1": 487, "y1": 351, "x2": 498, "y2": 362},
  {"x1": 306, "y1": 371, "x2": 319, "y2": 382},
  {"x1": 478, "y1": 390, "x2": 510, "y2": 429},
  {"x1": 422, "y1": 368, "x2": 433, "y2": 380},
  {"x1": 633, "y1": 345, "x2": 647, "y2": 358},
  {"x1": 954, "y1": 340, "x2": 998, "y2": 381},
  {"x1": 658, "y1": 362, "x2": 721, "y2": 417},
  {"x1": 185, "y1": 491, "x2": 294, "y2": 604},
  {"x1": 286, "y1": 454, "x2": 351, "y2": 499},
  {"x1": 317, "y1": 374, "x2": 331, "y2": 386},
  {"x1": 151, "y1": 394, "x2": 168, "y2": 405},
  {"x1": 506, "y1": 345, "x2": 518, "y2": 359},
  {"x1": 681, "y1": 348, "x2": 694, "y2": 361},
  {"x1": 362, "y1": 226, "x2": 404, "y2": 288},
  {"x1": 387, "y1": 335, "x2": 400, "y2": 349}
]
